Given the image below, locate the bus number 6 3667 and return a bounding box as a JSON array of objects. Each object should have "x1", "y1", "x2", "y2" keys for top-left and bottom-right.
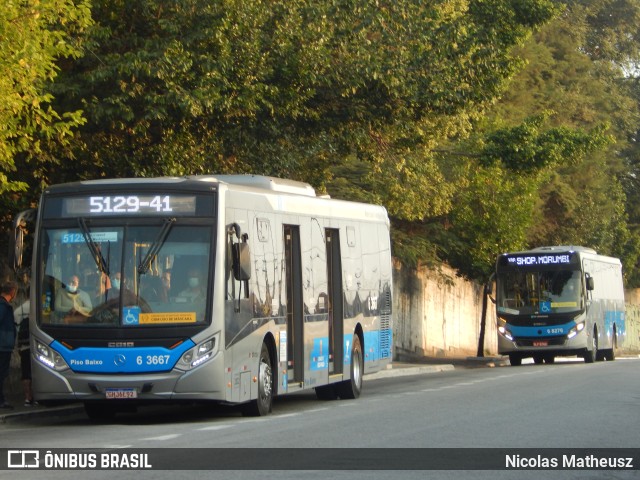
[{"x1": 137, "y1": 355, "x2": 171, "y2": 366}]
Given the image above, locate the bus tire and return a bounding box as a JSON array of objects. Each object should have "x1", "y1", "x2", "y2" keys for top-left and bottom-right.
[
  {"x1": 533, "y1": 355, "x2": 544, "y2": 365},
  {"x1": 544, "y1": 355, "x2": 555, "y2": 364},
  {"x1": 336, "y1": 335, "x2": 363, "y2": 400},
  {"x1": 605, "y1": 328, "x2": 617, "y2": 361},
  {"x1": 583, "y1": 328, "x2": 598, "y2": 363},
  {"x1": 509, "y1": 354, "x2": 522, "y2": 366},
  {"x1": 315, "y1": 384, "x2": 338, "y2": 400},
  {"x1": 242, "y1": 343, "x2": 273, "y2": 417}
]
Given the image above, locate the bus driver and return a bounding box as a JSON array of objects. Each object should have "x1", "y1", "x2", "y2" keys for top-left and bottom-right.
[{"x1": 55, "y1": 275, "x2": 93, "y2": 322}]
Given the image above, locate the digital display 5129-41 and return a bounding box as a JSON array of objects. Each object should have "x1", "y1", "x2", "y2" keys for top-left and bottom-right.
[{"x1": 61, "y1": 194, "x2": 198, "y2": 217}]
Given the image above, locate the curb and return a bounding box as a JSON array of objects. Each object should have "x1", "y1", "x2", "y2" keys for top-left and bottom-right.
[
  {"x1": 1, "y1": 359, "x2": 491, "y2": 422},
  {"x1": 0, "y1": 404, "x2": 84, "y2": 424},
  {"x1": 364, "y1": 363, "x2": 455, "y2": 381}
]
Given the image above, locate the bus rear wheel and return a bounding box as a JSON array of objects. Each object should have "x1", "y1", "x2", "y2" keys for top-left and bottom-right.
[
  {"x1": 336, "y1": 335, "x2": 363, "y2": 399},
  {"x1": 242, "y1": 343, "x2": 273, "y2": 417},
  {"x1": 315, "y1": 384, "x2": 338, "y2": 400},
  {"x1": 603, "y1": 328, "x2": 617, "y2": 361},
  {"x1": 508, "y1": 354, "x2": 522, "y2": 366}
]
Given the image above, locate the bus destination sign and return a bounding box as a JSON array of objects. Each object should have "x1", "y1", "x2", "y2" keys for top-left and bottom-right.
[
  {"x1": 504, "y1": 253, "x2": 573, "y2": 267},
  {"x1": 61, "y1": 195, "x2": 198, "y2": 217}
]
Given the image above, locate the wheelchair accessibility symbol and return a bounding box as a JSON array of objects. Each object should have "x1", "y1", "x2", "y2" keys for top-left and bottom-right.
[
  {"x1": 123, "y1": 306, "x2": 141, "y2": 325},
  {"x1": 539, "y1": 301, "x2": 552, "y2": 314}
]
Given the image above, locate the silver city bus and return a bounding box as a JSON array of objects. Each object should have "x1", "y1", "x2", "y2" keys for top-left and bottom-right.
[
  {"x1": 495, "y1": 246, "x2": 625, "y2": 366},
  {"x1": 26, "y1": 175, "x2": 393, "y2": 419}
]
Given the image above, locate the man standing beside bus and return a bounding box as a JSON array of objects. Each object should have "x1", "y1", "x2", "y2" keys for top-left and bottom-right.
[{"x1": 0, "y1": 281, "x2": 18, "y2": 409}]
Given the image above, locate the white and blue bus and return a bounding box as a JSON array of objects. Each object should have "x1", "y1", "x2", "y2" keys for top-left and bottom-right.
[
  {"x1": 26, "y1": 175, "x2": 393, "y2": 419},
  {"x1": 495, "y1": 246, "x2": 625, "y2": 366}
]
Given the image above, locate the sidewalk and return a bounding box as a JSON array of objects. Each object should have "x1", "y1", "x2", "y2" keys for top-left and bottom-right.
[{"x1": 0, "y1": 356, "x2": 505, "y2": 423}]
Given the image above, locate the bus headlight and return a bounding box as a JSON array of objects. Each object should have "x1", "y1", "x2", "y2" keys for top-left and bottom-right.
[
  {"x1": 497, "y1": 317, "x2": 514, "y2": 341},
  {"x1": 498, "y1": 325, "x2": 514, "y2": 342},
  {"x1": 35, "y1": 341, "x2": 69, "y2": 372},
  {"x1": 178, "y1": 334, "x2": 219, "y2": 370},
  {"x1": 567, "y1": 322, "x2": 585, "y2": 339}
]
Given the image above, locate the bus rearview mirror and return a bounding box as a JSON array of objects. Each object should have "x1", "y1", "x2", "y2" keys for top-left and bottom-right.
[
  {"x1": 232, "y1": 242, "x2": 251, "y2": 281},
  {"x1": 586, "y1": 276, "x2": 594, "y2": 291}
]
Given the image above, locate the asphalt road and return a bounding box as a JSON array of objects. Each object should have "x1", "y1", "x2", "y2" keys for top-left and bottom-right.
[{"x1": 1, "y1": 357, "x2": 639, "y2": 480}]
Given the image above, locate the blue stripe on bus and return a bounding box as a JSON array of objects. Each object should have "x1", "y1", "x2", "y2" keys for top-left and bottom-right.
[
  {"x1": 508, "y1": 321, "x2": 575, "y2": 338},
  {"x1": 605, "y1": 310, "x2": 625, "y2": 336},
  {"x1": 52, "y1": 339, "x2": 196, "y2": 374},
  {"x1": 340, "y1": 329, "x2": 392, "y2": 365}
]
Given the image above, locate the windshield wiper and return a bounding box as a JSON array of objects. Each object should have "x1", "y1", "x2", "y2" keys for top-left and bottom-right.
[
  {"x1": 137, "y1": 218, "x2": 176, "y2": 276},
  {"x1": 78, "y1": 218, "x2": 110, "y2": 276}
]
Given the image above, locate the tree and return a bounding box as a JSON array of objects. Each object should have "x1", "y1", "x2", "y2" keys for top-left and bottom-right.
[
  {"x1": 42, "y1": 0, "x2": 556, "y2": 216},
  {"x1": 440, "y1": 0, "x2": 640, "y2": 283},
  {"x1": 5, "y1": 0, "x2": 569, "y2": 281},
  {"x1": 0, "y1": 0, "x2": 92, "y2": 197},
  {"x1": 434, "y1": 115, "x2": 613, "y2": 279}
]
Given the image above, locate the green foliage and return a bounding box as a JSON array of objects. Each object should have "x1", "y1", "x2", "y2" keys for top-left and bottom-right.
[
  {"x1": 6, "y1": 0, "x2": 640, "y2": 290},
  {"x1": 0, "y1": 0, "x2": 92, "y2": 195},
  {"x1": 480, "y1": 115, "x2": 614, "y2": 172},
  {"x1": 43, "y1": 0, "x2": 557, "y2": 222},
  {"x1": 442, "y1": 0, "x2": 640, "y2": 284},
  {"x1": 433, "y1": 112, "x2": 615, "y2": 279},
  {"x1": 447, "y1": 163, "x2": 540, "y2": 278}
]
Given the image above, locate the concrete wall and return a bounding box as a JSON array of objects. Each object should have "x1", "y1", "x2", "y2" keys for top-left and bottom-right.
[
  {"x1": 623, "y1": 299, "x2": 640, "y2": 354},
  {"x1": 393, "y1": 264, "x2": 640, "y2": 360},
  {"x1": 393, "y1": 262, "x2": 498, "y2": 358}
]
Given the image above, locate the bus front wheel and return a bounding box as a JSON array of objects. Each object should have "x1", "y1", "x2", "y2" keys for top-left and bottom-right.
[
  {"x1": 242, "y1": 343, "x2": 273, "y2": 416},
  {"x1": 509, "y1": 354, "x2": 522, "y2": 366},
  {"x1": 583, "y1": 328, "x2": 598, "y2": 364}
]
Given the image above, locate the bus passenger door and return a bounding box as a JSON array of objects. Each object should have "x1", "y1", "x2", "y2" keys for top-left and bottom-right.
[
  {"x1": 326, "y1": 228, "x2": 344, "y2": 375},
  {"x1": 284, "y1": 225, "x2": 304, "y2": 385}
]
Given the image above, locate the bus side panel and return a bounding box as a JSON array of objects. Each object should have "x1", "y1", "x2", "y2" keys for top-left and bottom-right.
[
  {"x1": 301, "y1": 217, "x2": 330, "y2": 389},
  {"x1": 339, "y1": 220, "x2": 360, "y2": 381},
  {"x1": 377, "y1": 222, "x2": 393, "y2": 365},
  {"x1": 583, "y1": 257, "x2": 625, "y2": 351},
  {"x1": 222, "y1": 189, "x2": 393, "y2": 402},
  {"x1": 223, "y1": 204, "x2": 273, "y2": 404}
]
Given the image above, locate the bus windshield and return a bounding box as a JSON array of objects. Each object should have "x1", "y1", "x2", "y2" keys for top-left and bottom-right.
[
  {"x1": 496, "y1": 269, "x2": 583, "y2": 316},
  {"x1": 39, "y1": 223, "x2": 212, "y2": 327}
]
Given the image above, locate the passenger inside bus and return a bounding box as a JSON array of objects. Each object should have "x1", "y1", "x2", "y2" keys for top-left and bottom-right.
[
  {"x1": 556, "y1": 277, "x2": 581, "y2": 306},
  {"x1": 176, "y1": 267, "x2": 206, "y2": 303},
  {"x1": 54, "y1": 275, "x2": 93, "y2": 323},
  {"x1": 159, "y1": 269, "x2": 171, "y2": 302}
]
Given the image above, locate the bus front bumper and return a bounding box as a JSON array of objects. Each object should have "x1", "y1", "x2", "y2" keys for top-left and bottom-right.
[
  {"x1": 32, "y1": 351, "x2": 227, "y2": 404},
  {"x1": 497, "y1": 326, "x2": 590, "y2": 357}
]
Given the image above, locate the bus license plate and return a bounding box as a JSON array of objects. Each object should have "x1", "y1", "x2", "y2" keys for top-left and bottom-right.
[
  {"x1": 532, "y1": 340, "x2": 548, "y2": 347},
  {"x1": 105, "y1": 388, "x2": 137, "y2": 399}
]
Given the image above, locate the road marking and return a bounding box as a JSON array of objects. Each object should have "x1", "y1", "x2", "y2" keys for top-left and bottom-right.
[
  {"x1": 275, "y1": 413, "x2": 301, "y2": 418},
  {"x1": 140, "y1": 434, "x2": 181, "y2": 441},
  {"x1": 198, "y1": 425, "x2": 234, "y2": 431}
]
